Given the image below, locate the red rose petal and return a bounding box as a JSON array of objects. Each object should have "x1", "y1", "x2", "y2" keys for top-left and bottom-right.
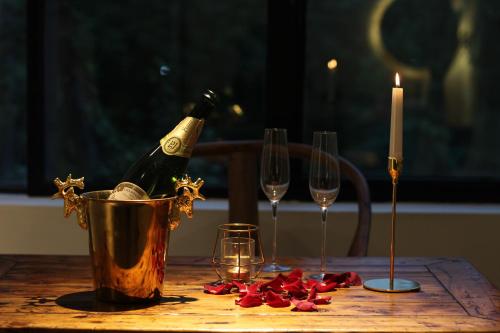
[
  {"x1": 307, "y1": 286, "x2": 317, "y2": 302},
  {"x1": 203, "y1": 269, "x2": 361, "y2": 311},
  {"x1": 315, "y1": 281, "x2": 338, "y2": 293},
  {"x1": 305, "y1": 279, "x2": 319, "y2": 289},
  {"x1": 203, "y1": 282, "x2": 233, "y2": 295},
  {"x1": 286, "y1": 268, "x2": 303, "y2": 282},
  {"x1": 232, "y1": 280, "x2": 246, "y2": 291},
  {"x1": 307, "y1": 286, "x2": 332, "y2": 305},
  {"x1": 248, "y1": 281, "x2": 262, "y2": 294},
  {"x1": 323, "y1": 272, "x2": 362, "y2": 287},
  {"x1": 283, "y1": 279, "x2": 308, "y2": 299},
  {"x1": 261, "y1": 274, "x2": 286, "y2": 292},
  {"x1": 265, "y1": 290, "x2": 291, "y2": 308},
  {"x1": 232, "y1": 280, "x2": 248, "y2": 296},
  {"x1": 345, "y1": 272, "x2": 362, "y2": 286},
  {"x1": 323, "y1": 273, "x2": 343, "y2": 283},
  {"x1": 291, "y1": 299, "x2": 318, "y2": 312},
  {"x1": 313, "y1": 295, "x2": 332, "y2": 305},
  {"x1": 235, "y1": 293, "x2": 263, "y2": 308},
  {"x1": 307, "y1": 287, "x2": 332, "y2": 305}
]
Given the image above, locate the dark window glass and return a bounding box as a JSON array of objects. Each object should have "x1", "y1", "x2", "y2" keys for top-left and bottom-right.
[
  {"x1": 305, "y1": 0, "x2": 500, "y2": 198},
  {"x1": 2, "y1": 0, "x2": 499, "y2": 202},
  {"x1": 0, "y1": 0, "x2": 26, "y2": 190},
  {"x1": 43, "y1": 0, "x2": 266, "y2": 191}
]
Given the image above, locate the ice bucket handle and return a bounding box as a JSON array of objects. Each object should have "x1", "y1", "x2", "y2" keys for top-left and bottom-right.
[
  {"x1": 52, "y1": 174, "x2": 87, "y2": 229},
  {"x1": 171, "y1": 175, "x2": 206, "y2": 230},
  {"x1": 52, "y1": 174, "x2": 206, "y2": 231}
]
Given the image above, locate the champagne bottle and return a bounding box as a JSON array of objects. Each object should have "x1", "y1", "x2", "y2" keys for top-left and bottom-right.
[{"x1": 109, "y1": 89, "x2": 217, "y2": 200}]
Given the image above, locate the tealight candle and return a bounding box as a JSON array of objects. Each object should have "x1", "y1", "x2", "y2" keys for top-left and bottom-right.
[
  {"x1": 221, "y1": 237, "x2": 255, "y2": 282},
  {"x1": 227, "y1": 266, "x2": 251, "y2": 282},
  {"x1": 390, "y1": 73, "x2": 403, "y2": 160}
]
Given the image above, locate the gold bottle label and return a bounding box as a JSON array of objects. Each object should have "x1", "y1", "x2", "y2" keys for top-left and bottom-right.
[
  {"x1": 160, "y1": 117, "x2": 205, "y2": 158},
  {"x1": 108, "y1": 182, "x2": 149, "y2": 200}
]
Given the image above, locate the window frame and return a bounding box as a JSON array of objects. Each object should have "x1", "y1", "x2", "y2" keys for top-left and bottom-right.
[{"x1": 21, "y1": 0, "x2": 500, "y2": 203}]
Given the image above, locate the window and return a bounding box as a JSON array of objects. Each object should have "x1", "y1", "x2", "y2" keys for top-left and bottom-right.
[
  {"x1": 0, "y1": 0, "x2": 26, "y2": 191},
  {"x1": 31, "y1": 0, "x2": 266, "y2": 194},
  {"x1": 3, "y1": 0, "x2": 500, "y2": 202},
  {"x1": 303, "y1": 0, "x2": 500, "y2": 201}
]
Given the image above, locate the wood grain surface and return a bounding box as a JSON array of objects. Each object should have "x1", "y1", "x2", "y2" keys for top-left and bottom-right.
[{"x1": 0, "y1": 255, "x2": 498, "y2": 332}]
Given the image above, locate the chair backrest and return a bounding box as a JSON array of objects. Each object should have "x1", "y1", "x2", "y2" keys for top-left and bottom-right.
[{"x1": 192, "y1": 140, "x2": 372, "y2": 256}]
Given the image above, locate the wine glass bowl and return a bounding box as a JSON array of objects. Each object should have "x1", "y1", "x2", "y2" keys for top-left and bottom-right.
[
  {"x1": 261, "y1": 182, "x2": 288, "y2": 202},
  {"x1": 309, "y1": 131, "x2": 340, "y2": 279},
  {"x1": 310, "y1": 187, "x2": 340, "y2": 208},
  {"x1": 260, "y1": 128, "x2": 291, "y2": 272}
]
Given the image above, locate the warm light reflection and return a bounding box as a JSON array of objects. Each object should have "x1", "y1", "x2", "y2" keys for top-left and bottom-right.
[
  {"x1": 395, "y1": 72, "x2": 401, "y2": 87},
  {"x1": 230, "y1": 104, "x2": 244, "y2": 116},
  {"x1": 327, "y1": 58, "x2": 338, "y2": 70}
]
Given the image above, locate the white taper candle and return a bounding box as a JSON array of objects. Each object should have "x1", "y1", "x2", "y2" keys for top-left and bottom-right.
[{"x1": 389, "y1": 73, "x2": 403, "y2": 160}]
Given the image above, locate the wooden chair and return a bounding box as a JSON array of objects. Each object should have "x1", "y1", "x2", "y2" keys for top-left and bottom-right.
[{"x1": 192, "y1": 140, "x2": 372, "y2": 256}]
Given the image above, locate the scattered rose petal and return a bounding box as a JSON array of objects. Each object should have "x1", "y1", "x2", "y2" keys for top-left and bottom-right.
[
  {"x1": 232, "y1": 280, "x2": 246, "y2": 291},
  {"x1": 235, "y1": 293, "x2": 263, "y2": 308},
  {"x1": 204, "y1": 282, "x2": 233, "y2": 295},
  {"x1": 313, "y1": 295, "x2": 332, "y2": 305},
  {"x1": 323, "y1": 273, "x2": 344, "y2": 283},
  {"x1": 305, "y1": 279, "x2": 319, "y2": 289},
  {"x1": 248, "y1": 281, "x2": 262, "y2": 294},
  {"x1": 232, "y1": 280, "x2": 248, "y2": 296},
  {"x1": 265, "y1": 290, "x2": 291, "y2": 308},
  {"x1": 291, "y1": 299, "x2": 318, "y2": 312},
  {"x1": 314, "y1": 281, "x2": 338, "y2": 293},
  {"x1": 286, "y1": 268, "x2": 303, "y2": 282},
  {"x1": 226, "y1": 280, "x2": 262, "y2": 297},
  {"x1": 203, "y1": 268, "x2": 361, "y2": 311},
  {"x1": 261, "y1": 274, "x2": 286, "y2": 292},
  {"x1": 307, "y1": 286, "x2": 317, "y2": 302},
  {"x1": 308, "y1": 288, "x2": 332, "y2": 305},
  {"x1": 344, "y1": 272, "x2": 362, "y2": 286},
  {"x1": 322, "y1": 272, "x2": 362, "y2": 287},
  {"x1": 283, "y1": 279, "x2": 308, "y2": 299}
]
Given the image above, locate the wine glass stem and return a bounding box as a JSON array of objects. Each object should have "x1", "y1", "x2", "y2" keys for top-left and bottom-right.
[
  {"x1": 271, "y1": 200, "x2": 279, "y2": 266},
  {"x1": 320, "y1": 206, "x2": 328, "y2": 274}
]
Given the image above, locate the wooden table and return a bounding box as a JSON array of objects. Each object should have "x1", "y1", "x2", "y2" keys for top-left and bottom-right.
[{"x1": 0, "y1": 255, "x2": 498, "y2": 332}]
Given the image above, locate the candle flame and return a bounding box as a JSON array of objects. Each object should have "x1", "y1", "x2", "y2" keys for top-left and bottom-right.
[
  {"x1": 327, "y1": 58, "x2": 338, "y2": 70},
  {"x1": 230, "y1": 104, "x2": 244, "y2": 116},
  {"x1": 395, "y1": 73, "x2": 400, "y2": 87}
]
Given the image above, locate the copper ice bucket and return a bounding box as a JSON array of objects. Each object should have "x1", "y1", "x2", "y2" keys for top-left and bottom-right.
[{"x1": 53, "y1": 175, "x2": 204, "y2": 303}]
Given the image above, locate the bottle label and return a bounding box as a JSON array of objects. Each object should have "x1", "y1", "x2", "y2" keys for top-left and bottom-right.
[
  {"x1": 160, "y1": 117, "x2": 205, "y2": 158},
  {"x1": 108, "y1": 182, "x2": 150, "y2": 200}
]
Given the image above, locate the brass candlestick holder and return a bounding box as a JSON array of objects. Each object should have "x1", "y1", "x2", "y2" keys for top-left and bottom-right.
[{"x1": 363, "y1": 157, "x2": 420, "y2": 293}]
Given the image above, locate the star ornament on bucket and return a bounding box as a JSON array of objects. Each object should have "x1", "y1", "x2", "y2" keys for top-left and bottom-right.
[
  {"x1": 203, "y1": 268, "x2": 362, "y2": 312},
  {"x1": 52, "y1": 174, "x2": 85, "y2": 217},
  {"x1": 174, "y1": 175, "x2": 205, "y2": 219}
]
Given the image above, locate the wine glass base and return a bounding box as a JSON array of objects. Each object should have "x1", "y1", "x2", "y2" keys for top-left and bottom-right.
[
  {"x1": 308, "y1": 273, "x2": 326, "y2": 281},
  {"x1": 262, "y1": 263, "x2": 292, "y2": 272}
]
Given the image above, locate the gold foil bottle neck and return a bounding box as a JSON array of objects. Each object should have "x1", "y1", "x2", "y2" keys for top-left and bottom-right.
[{"x1": 160, "y1": 117, "x2": 205, "y2": 158}]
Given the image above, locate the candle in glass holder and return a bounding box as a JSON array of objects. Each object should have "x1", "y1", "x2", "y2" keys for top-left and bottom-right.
[
  {"x1": 390, "y1": 73, "x2": 403, "y2": 160},
  {"x1": 227, "y1": 266, "x2": 251, "y2": 282},
  {"x1": 221, "y1": 237, "x2": 255, "y2": 282}
]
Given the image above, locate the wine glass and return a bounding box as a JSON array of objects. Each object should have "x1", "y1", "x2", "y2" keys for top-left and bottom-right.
[
  {"x1": 309, "y1": 131, "x2": 340, "y2": 279},
  {"x1": 260, "y1": 128, "x2": 291, "y2": 272}
]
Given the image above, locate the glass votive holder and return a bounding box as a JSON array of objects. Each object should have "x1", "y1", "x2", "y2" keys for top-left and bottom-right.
[
  {"x1": 212, "y1": 223, "x2": 264, "y2": 283},
  {"x1": 221, "y1": 237, "x2": 255, "y2": 281}
]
